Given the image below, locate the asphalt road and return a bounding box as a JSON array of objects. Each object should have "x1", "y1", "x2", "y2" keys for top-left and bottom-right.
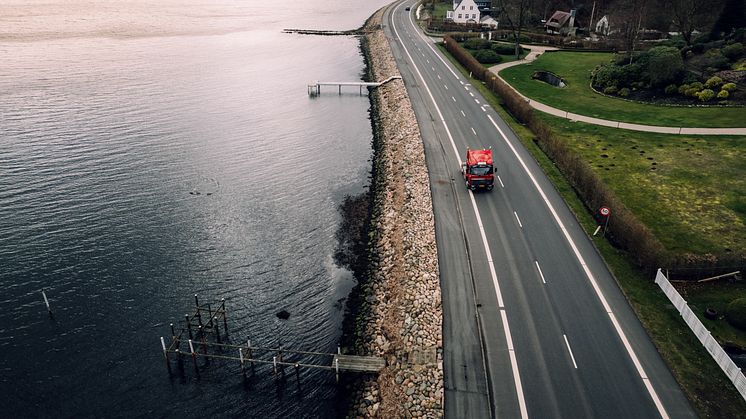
[{"x1": 382, "y1": 2, "x2": 698, "y2": 418}]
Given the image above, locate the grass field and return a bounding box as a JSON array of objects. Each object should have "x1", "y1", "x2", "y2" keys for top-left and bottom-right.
[
  {"x1": 537, "y1": 113, "x2": 746, "y2": 255},
  {"x1": 499, "y1": 51, "x2": 746, "y2": 128},
  {"x1": 438, "y1": 43, "x2": 746, "y2": 417}
]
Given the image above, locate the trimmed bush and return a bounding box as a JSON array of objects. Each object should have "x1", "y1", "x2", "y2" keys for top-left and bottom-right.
[
  {"x1": 472, "y1": 49, "x2": 502, "y2": 64},
  {"x1": 491, "y1": 42, "x2": 521, "y2": 55},
  {"x1": 619, "y1": 87, "x2": 631, "y2": 97},
  {"x1": 665, "y1": 84, "x2": 678, "y2": 94},
  {"x1": 726, "y1": 298, "x2": 746, "y2": 331},
  {"x1": 722, "y1": 82, "x2": 737, "y2": 92},
  {"x1": 604, "y1": 86, "x2": 618, "y2": 95},
  {"x1": 705, "y1": 76, "x2": 723, "y2": 88},
  {"x1": 645, "y1": 46, "x2": 684, "y2": 86},
  {"x1": 697, "y1": 89, "x2": 716, "y2": 101},
  {"x1": 464, "y1": 37, "x2": 490, "y2": 50},
  {"x1": 678, "y1": 84, "x2": 690, "y2": 94},
  {"x1": 718, "y1": 89, "x2": 730, "y2": 99},
  {"x1": 685, "y1": 87, "x2": 701, "y2": 97},
  {"x1": 691, "y1": 82, "x2": 704, "y2": 90},
  {"x1": 722, "y1": 42, "x2": 744, "y2": 60}
]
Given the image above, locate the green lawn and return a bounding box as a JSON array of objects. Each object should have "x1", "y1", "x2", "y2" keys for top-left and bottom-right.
[
  {"x1": 538, "y1": 113, "x2": 746, "y2": 255},
  {"x1": 499, "y1": 51, "x2": 746, "y2": 128}
]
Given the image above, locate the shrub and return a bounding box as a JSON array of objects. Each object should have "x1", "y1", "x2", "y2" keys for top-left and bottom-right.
[
  {"x1": 685, "y1": 87, "x2": 701, "y2": 97},
  {"x1": 697, "y1": 89, "x2": 715, "y2": 101},
  {"x1": 604, "y1": 86, "x2": 618, "y2": 95},
  {"x1": 717, "y1": 89, "x2": 730, "y2": 99},
  {"x1": 619, "y1": 87, "x2": 631, "y2": 97},
  {"x1": 491, "y1": 42, "x2": 521, "y2": 55},
  {"x1": 472, "y1": 49, "x2": 502, "y2": 64},
  {"x1": 678, "y1": 83, "x2": 690, "y2": 94},
  {"x1": 665, "y1": 84, "x2": 678, "y2": 94},
  {"x1": 690, "y1": 82, "x2": 704, "y2": 90},
  {"x1": 682, "y1": 72, "x2": 699, "y2": 84},
  {"x1": 722, "y1": 82, "x2": 737, "y2": 91},
  {"x1": 463, "y1": 37, "x2": 490, "y2": 50},
  {"x1": 726, "y1": 298, "x2": 746, "y2": 331},
  {"x1": 722, "y1": 42, "x2": 744, "y2": 60},
  {"x1": 705, "y1": 76, "x2": 723, "y2": 88},
  {"x1": 645, "y1": 46, "x2": 684, "y2": 86}
]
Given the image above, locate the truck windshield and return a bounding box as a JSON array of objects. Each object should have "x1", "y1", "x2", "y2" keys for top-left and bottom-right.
[{"x1": 469, "y1": 166, "x2": 492, "y2": 176}]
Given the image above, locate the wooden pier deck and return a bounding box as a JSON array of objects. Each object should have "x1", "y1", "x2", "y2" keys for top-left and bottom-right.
[
  {"x1": 308, "y1": 75, "x2": 402, "y2": 96},
  {"x1": 334, "y1": 354, "x2": 386, "y2": 373}
]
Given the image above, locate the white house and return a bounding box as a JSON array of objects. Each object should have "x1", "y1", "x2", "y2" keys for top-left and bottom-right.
[{"x1": 446, "y1": 0, "x2": 481, "y2": 24}]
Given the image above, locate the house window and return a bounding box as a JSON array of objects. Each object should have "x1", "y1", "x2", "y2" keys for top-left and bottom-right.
[
  {"x1": 461, "y1": 6, "x2": 465, "y2": 9},
  {"x1": 470, "y1": 6, "x2": 473, "y2": 9},
  {"x1": 458, "y1": 14, "x2": 462, "y2": 18}
]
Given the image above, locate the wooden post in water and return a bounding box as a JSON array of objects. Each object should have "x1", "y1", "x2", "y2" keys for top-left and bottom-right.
[
  {"x1": 335, "y1": 357, "x2": 339, "y2": 383},
  {"x1": 194, "y1": 294, "x2": 199, "y2": 309},
  {"x1": 175, "y1": 348, "x2": 183, "y2": 373},
  {"x1": 294, "y1": 363, "x2": 301, "y2": 389},
  {"x1": 207, "y1": 303, "x2": 213, "y2": 328},
  {"x1": 188, "y1": 339, "x2": 197, "y2": 372},
  {"x1": 199, "y1": 326, "x2": 207, "y2": 355},
  {"x1": 41, "y1": 289, "x2": 52, "y2": 315},
  {"x1": 221, "y1": 299, "x2": 228, "y2": 333},
  {"x1": 186, "y1": 314, "x2": 193, "y2": 339},
  {"x1": 273, "y1": 356, "x2": 277, "y2": 375},
  {"x1": 160, "y1": 337, "x2": 168, "y2": 361},
  {"x1": 239, "y1": 348, "x2": 245, "y2": 374},
  {"x1": 248, "y1": 339, "x2": 254, "y2": 374}
]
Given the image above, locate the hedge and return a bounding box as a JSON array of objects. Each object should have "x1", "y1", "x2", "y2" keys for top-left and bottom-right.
[{"x1": 443, "y1": 35, "x2": 745, "y2": 280}]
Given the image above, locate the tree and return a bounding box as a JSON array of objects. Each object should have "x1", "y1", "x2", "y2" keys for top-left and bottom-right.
[
  {"x1": 493, "y1": 0, "x2": 534, "y2": 59},
  {"x1": 612, "y1": 0, "x2": 650, "y2": 63},
  {"x1": 711, "y1": 0, "x2": 746, "y2": 38},
  {"x1": 660, "y1": 0, "x2": 723, "y2": 45}
]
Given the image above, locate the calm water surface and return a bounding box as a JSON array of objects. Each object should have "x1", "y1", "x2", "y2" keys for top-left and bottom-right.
[{"x1": 0, "y1": 1, "x2": 389, "y2": 416}]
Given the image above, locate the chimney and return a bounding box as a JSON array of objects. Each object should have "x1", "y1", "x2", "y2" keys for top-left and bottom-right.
[{"x1": 569, "y1": 8, "x2": 576, "y2": 28}]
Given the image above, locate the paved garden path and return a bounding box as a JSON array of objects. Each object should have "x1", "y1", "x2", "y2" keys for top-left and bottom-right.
[{"x1": 487, "y1": 46, "x2": 746, "y2": 136}]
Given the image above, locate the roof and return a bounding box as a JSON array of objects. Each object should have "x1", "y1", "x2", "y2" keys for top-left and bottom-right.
[
  {"x1": 467, "y1": 149, "x2": 493, "y2": 166},
  {"x1": 546, "y1": 11, "x2": 571, "y2": 29}
]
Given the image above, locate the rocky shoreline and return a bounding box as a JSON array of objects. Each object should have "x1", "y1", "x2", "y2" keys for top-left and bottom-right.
[{"x1": 344, "y1": 6, "x2": 444, "y2": 418}]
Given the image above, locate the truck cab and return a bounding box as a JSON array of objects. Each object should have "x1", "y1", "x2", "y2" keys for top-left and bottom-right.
[{"x1": 461, "y1": 148, "x2": 495, "y2": 191}]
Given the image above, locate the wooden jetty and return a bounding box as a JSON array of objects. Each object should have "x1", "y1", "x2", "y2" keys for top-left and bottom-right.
[
  {"x1": 308, "y1": 75, "x2": 402, "y2": 96},
  {"x1": 159, "y1": 295, "x2": 385, "y2": 383}
]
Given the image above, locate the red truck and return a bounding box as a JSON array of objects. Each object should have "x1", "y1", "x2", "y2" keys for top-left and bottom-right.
[{"x1": 460, "y1": 148, "x2": 495, "y2": 191}]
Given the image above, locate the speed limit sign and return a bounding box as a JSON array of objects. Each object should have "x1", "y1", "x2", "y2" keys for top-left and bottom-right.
[{"x1": 599, "y1": 207, "x2": 611, "y2": 216}]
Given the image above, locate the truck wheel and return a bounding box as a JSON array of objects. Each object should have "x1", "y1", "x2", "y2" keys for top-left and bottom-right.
[{"x1": 487, "y1": 185, "x2": 494, "y2": 191}]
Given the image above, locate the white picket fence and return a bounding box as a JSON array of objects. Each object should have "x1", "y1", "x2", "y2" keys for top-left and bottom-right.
[{"x1": 654, "y1": 269, "x2": 746, "y2": 401}]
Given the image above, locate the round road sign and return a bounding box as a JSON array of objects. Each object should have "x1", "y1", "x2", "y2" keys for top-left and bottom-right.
[{"x1": 599, "y1": 207, "x2": 611, "y2": 216}]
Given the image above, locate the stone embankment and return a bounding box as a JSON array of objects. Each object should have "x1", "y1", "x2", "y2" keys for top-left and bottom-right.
[{"x1": 346, "y1": 6, "x2": 444, "y2": 418}]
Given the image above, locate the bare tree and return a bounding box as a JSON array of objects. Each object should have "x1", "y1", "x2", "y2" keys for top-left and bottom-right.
[
  {"x1": 493, "y1": 0, "x2": 534, "y2": 59},
  {"x1": 612, "y1": 0, "x2": 649, "y2": 63},
  {"x1": 661, "y1": 0, "x2": 722, "y2": 45}
]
